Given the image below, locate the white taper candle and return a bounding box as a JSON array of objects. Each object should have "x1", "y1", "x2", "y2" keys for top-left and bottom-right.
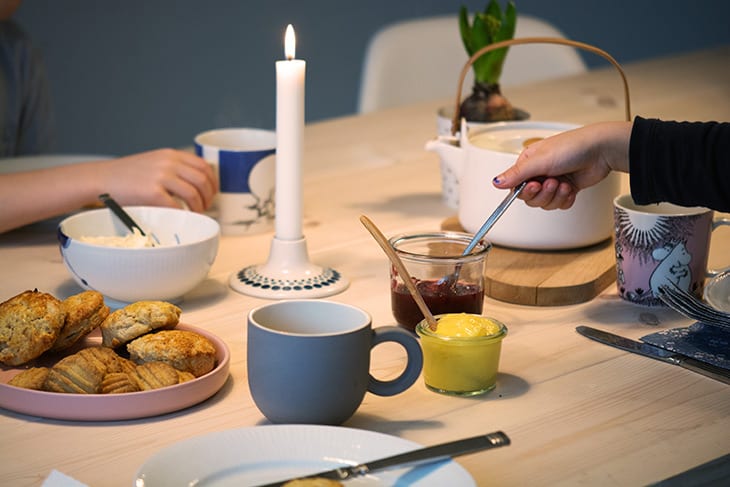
[{"x1": 275, "y1": 24, "x2": 305, "y2": 240}]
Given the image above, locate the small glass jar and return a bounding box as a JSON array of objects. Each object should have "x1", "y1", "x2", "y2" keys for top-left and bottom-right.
[
  {"x1": 388, "y1": 231, "x2": 490, "y2": 332},
  {"x1": 416, "y1": 316, "x2": 507, "y2": 396}
]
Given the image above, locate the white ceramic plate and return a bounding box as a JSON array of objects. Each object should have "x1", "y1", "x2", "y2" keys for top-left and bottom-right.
[
  {"x1": 0, "y1": 154, "x2": 111, "y2": 174},
  {"x1": 704, "y1": 270, "x2": 730, "y2": 313},
  {"x1": 0, "y1": 324, "x2": 230, "y2": 421},
  {"x1": 135, "y1": 425, "x2": 476, "y2": 486}
]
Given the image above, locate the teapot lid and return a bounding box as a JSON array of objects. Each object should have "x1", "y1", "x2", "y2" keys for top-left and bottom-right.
[{"x1": 468, "y1": 121, "x2": 578, "y2": 154}]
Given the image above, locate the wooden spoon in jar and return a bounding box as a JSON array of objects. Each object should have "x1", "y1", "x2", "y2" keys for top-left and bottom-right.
[{"x1": 360, "y1": 215, "x2": 439, "y2": 331}]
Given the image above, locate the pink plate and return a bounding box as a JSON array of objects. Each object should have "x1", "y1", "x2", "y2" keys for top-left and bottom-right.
[{"x1": 0, "y1": 324, "x2": 230, "y2": 421}]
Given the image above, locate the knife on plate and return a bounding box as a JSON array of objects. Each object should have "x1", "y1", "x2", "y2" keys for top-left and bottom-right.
[
  {"x1": 576, "y1": 326, "x2": 730, "y2": 385},
  {"x1": 254, "y1": 431, "x2": 510, "y2": 487}
]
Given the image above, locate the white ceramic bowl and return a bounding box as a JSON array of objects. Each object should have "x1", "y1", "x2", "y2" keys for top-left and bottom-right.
[{"x1": 58, "y1": 207, "x2": 220, "y2": 304}]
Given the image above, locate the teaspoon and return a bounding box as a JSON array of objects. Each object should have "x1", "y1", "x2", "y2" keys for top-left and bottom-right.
[{"x1": 441, "y1": 181, "x2": 527, "y2": 288}]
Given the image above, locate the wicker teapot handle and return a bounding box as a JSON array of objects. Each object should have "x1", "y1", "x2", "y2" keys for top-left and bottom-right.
[{"x1": 451, "y1": 37, "x2": 632, "y2": 135}]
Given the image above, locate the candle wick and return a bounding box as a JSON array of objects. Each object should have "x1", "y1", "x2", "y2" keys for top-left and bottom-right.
[{"x1": 286, "y1": 55, "x2": 294, "y2": 61}]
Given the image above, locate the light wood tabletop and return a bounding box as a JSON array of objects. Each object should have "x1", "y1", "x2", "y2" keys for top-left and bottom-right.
[{"x1": 1, "y1": 46, "x2": 729, "y2": 486}]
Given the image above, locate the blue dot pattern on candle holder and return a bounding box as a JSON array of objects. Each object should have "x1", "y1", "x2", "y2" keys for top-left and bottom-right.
[{"x1": 235, "y1": 266, "x2": 344, "y2": 291}]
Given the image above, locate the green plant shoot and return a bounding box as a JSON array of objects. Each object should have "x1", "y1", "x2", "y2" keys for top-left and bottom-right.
[{"x1": 459, "y1": 1, "x2": 517, "y2": 85}]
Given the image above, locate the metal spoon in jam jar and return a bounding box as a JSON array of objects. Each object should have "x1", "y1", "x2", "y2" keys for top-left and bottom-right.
[
  {"x1": 440, "y1": 180, "x2": 527, "y2": 289},
  {"x1": 460, "y1": 136, "x2": 544, "y2": 257}
]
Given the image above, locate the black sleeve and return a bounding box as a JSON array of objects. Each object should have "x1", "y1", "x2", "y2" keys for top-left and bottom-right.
[{"x1": 629, "y1": 116, "x2": 730, "y2": 212}]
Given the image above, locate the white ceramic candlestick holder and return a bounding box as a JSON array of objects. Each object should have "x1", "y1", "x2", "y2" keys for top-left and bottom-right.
[
  {"x1": 229, "y1": 236, "x2": 349, "y2": 299},
  {"x1": 230, "y1": 25, "x2": 348, "y2": 299}
]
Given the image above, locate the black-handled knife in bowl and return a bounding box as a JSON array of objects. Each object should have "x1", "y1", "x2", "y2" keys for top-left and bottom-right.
[
  {"x1": 255, "y1": 431, "x2": 510, "y2": 487},
  {"x1": 576, "y1": 326, "x2": 730, "y2": 385},
  {"x1": 98, "y1": 193, "x2": 160, "y2": 245}
]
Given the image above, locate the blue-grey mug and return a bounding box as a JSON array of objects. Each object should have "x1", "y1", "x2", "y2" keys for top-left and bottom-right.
[{"x1": 247, "y1": 299, "x2": 423, "y2": 425}]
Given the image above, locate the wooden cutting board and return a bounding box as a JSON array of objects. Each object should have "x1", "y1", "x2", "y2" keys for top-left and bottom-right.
[{"x1": 442, "y1": 216, "x2": 617, "y2": 306}]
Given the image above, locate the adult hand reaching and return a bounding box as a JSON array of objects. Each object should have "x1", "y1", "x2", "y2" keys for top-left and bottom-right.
[{"x1": 491, "y1": 121, "x2": 631, "y2": 210}]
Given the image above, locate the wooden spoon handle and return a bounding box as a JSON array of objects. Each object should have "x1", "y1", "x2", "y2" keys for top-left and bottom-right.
[{"x1": 360, "y1": 215, "x2": 438, "y2": 331}]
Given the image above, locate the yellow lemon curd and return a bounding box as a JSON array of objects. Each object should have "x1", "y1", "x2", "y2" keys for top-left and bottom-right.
[
  {"x1": 433, "y1": 313, "x2": 502, "y2": 338},
  {"x1": 417, "y1": 313, "x2": 507, "y2": 396}
]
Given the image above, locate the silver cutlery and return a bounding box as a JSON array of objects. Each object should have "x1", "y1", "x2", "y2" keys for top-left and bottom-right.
[
  {"x1": 463, "y1": 180, "x2": 527, "y2": 256},
  {"x1": 98, "y1": 193, "x2": 160, "y2": 246},
  {"x1": 254, "y1": 431, "x2": 511, "y2": 486},
  {"x1": 576, "y1": 325, "x2": 730, "y2": 384},
  {"x1": 440, "y1": 181, "x2": 526, "y2": 287},
  {"x1": 657, "y1": 284, "x2": 730, "y2": 331}
]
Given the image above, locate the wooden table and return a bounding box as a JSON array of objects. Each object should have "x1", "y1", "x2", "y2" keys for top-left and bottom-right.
[{"x1": 2, "y1": 46, "x2": 729, "y2": 486}]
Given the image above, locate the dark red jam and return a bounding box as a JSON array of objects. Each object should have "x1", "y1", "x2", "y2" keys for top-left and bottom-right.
[{"x1": 391, "y1": 278, "x2": 483, "y2": 332}]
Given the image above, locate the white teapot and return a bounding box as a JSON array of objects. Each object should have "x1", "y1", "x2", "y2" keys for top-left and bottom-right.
[{"x1": 426, "y1": 119, "x2": 620, "y2": 250}]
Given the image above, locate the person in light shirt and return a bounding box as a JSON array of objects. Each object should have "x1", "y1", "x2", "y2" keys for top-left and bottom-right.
[
  {"x1": 492, "y1": 116, "x2": 730, "y2": 213},
  {"x1": 0, "y1": 1, "x2": 217, "y2": 234}
]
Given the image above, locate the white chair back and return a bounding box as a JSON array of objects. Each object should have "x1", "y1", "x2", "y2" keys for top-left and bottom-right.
[{"x1": 358, "y1": 14, "x2": 588, "y2": 113}]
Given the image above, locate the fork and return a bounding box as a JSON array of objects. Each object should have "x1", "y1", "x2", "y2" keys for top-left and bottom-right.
[{"x1": 657, "y1": 284, "x2": 730, "y2": 331}]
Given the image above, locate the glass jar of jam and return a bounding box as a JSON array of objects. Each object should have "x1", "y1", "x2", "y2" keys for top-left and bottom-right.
[{"x1": 388, "y1": 232, "x2": 490, "y2": 332}]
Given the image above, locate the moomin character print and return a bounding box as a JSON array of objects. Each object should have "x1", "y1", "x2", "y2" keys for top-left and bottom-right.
[{"x1": 649, "y1": 242, "x2": 692, "y2": 295}]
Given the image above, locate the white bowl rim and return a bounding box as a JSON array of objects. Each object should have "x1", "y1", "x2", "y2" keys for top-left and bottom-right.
[{"x1": 58, "y1": 206, "x2": 220, "y2": 251}]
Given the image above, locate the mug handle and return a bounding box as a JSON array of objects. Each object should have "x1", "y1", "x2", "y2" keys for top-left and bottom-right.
[
  {"x1": 367, "y1": 326, "x2": 423, "y2": 397},
  {"x1": 708, "y1": 217, "x2": 730, "y2": 277}
]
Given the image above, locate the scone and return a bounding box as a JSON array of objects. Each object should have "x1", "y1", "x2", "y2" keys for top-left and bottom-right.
[
  {"x1": 8, "y1": 367, "x2": 50, "y2": 390},
  {"x1": 52, "y1": 291, "x2": 110, "y2": 352},
  {"x1": 100, "y1": 300, "x2": 181, "y2": 348},
  {"x1": 127, "y1": 329, "x2": 216, "y2": 377},
  {"x1": 0, "y1": 290, "x2": 65, "y2": 365}
]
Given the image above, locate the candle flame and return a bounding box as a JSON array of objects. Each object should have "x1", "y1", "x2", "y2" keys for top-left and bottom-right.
[{"x1": 284, "y1": 24, "x2": 296, "y2": 60}]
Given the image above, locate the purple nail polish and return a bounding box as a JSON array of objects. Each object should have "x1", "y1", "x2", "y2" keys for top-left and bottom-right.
[{"x1": 493, "y1": 177, "x2": 501, "y2": 184}]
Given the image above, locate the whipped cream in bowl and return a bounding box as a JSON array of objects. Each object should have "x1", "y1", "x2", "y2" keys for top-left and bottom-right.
[{"x1": 79, "y1": 228, "x2": 158, "y2": 248}]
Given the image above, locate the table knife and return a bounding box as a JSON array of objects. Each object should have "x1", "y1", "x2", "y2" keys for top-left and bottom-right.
[
  {"x1": 255, "y1": 431, "x2": 510, "y2": 487},
  {"x1": 576, "y1": 326, "x2": 730, "y2": 385}
]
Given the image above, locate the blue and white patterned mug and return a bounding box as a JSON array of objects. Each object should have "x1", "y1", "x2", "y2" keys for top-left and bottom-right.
[{"x1": 195, "y1": 128, "x2": 276, "y2": 235}]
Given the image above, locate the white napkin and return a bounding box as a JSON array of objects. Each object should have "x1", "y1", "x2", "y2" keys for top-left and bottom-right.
[{"x1": 41, "y1": 470, "x2": 89, "y2": 487}]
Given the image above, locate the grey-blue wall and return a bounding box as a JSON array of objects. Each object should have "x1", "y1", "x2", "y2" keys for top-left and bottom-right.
[{"x1": 15, "y1": 0, "x2": 730, "y2": 155}]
